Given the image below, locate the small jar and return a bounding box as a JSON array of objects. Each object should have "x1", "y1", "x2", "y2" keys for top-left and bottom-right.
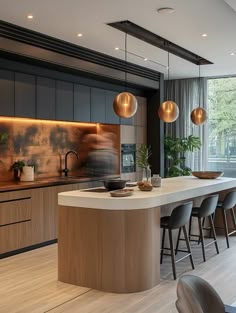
[{"x1": 151, "y1": 174, "x2": 161, "y2": 187}]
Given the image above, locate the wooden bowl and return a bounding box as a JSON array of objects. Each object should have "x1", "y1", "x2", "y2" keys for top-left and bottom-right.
[
  {"x1": 138, "y1": 185, "x2": 153, "y2": 191},
  {"x1": 192, "y1": 171, "x2": 224, "y2": 179}
]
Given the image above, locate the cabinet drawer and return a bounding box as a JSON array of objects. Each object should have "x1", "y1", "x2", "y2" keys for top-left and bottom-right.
[
  {"x1": 0, "y1": 198, "x2": 31, "y2": 226},
  {"x1": 0, "y1": 221, "x2": 32, "y2": 254}
]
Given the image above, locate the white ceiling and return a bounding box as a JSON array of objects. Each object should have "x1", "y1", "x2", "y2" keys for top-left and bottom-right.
[{"x1": 0, "y1": 0, "x2": 236, "y2": 79}]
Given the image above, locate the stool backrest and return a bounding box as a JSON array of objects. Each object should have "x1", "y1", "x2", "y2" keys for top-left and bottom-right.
[
  {"x1": 169, "y1": 202, "x2": 193, "y2": 229},
  {"x1": 222, "y1": 190, "x2": 236, "y2": 210},
  {"x1": 198, "y1": 194, "x2": 219, "y2": 218},
  {"x1": 176, "y1": 274, "x2": 225, "y2": 313}
]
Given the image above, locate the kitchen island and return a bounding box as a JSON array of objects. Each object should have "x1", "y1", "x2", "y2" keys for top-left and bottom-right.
[{"x1": 58, "y1": 176, "x2": 236, "y2": 293}]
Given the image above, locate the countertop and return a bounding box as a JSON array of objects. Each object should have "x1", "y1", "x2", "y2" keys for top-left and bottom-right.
[
  {"x1": 0, "y1": 175, "x2": 118, "y2": 192},
  {"x1": 58, "y1": 176, "x2": 236, "y2": 210}
]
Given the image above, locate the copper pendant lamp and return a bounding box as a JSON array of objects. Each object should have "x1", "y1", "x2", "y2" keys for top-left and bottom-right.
[
  {"x1": 158, "y1": 47, "x2": 179, "y2": 123},
  {"x1": 113, "y1": 32, "x2": 137, "y2": 118},
  {"x1": 191, "y1": 64, "x2": 207, "y2": 125}
]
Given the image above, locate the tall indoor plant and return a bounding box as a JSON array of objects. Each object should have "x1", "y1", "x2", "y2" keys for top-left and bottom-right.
[{"x1": 164, "y1": 135, "x2": 201, "y2": 177}]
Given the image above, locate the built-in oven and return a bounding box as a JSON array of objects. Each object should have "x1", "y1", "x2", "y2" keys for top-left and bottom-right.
[{"x1": 121, "y1": 144, "x2": 136, "y2": 173}]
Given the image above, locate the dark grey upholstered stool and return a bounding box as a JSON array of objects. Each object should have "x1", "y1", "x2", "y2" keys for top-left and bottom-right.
[
  {"x1": 177, "y1": 194, "x2": 219, "y2": 262},
  {"x1": 160, "y1": 201, "x2": 194, "y2": 280},
  {"x1": 216, "y1": 190, "x2": 236, "y2": 248},
  {"x1": 176, "y1": 274, "x2": 236, "y2": 313}
]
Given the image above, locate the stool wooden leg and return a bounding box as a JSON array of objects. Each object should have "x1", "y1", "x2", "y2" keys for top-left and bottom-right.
[
  {"x1": 222, "y1": 209, "x2": 230, "y2": 248},
  {"x1": 175, "y1": 227, "x2": 181, "y2": 255},
  {"x1": 183, "y1": 225, "x2": 195, "y2": 270},
  {"x1": 208, "y1": 214, "x2": 219, "y2": 254},
  {"x1": 168, "y1": 229, "x2": 176, "y2": 280},
  {"x1": 160, "y1": 228, "x2": 166, "y2": 264},
  {"x1": 198, "y1": 217, "x2": 206, "y2": 262}
]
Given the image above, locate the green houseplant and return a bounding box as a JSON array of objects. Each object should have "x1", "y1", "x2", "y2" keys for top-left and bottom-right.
[
  {"x1": 136, "y1": 144, "x2": 152, "y2": 181},
  {"x1": 10, "y1": 160, "x2": 25, "y2": 180},
  {"x1": 164, "y1": 135, "x2": 201, "y2": 177}
]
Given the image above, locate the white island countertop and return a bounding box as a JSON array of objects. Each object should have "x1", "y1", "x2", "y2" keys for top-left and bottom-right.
[{"x1": 58, "y1": 176, "x2": 236, "y2": 210}]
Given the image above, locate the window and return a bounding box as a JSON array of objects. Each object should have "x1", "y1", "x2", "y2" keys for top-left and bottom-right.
[{"x1": 207, "y1": 77, "x2": 236, "y2": 177}]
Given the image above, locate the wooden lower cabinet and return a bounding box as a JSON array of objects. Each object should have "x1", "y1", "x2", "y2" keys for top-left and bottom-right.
[{"x1": 0, "y1": 183, "x2": 83, "y2": 256}]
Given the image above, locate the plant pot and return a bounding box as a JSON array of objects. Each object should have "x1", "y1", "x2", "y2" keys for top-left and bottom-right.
[{"x1": 20, "y1": 166, "x2": 34, "y2": 181}]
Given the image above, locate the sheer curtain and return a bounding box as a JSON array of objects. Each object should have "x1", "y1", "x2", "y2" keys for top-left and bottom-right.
[{"x1": 164, "y1": 77, "x2": 208, "y2": 171}]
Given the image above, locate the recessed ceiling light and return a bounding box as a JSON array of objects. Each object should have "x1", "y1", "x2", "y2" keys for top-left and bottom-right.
[
  {"x1": 27, "y1": 14, "x2": 33, "y2": 19},
  {"x1": 202, "y1": 33, "x2": 208, "y2": 37},
  {"x1": 77, "y1": 33, "x2": 83, "y2": 37},
  {"x1": 230, "y1": 52, "x2": 235, "y2": 56},
  {"x1": 144, "y1": 58, "x2": 148, "y2": 61},
  {"x1": 157, "y1": 7, "x2": 175, "y2": 14},
  {"x1": 115, "y1": 47, "x2": 119, "y2": 50}
]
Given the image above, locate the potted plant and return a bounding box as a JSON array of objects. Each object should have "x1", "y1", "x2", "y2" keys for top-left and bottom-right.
[
  {"x1": 164, "y1": 135, "x2": 201, "y2": 177},
  {"x1": 10, "y1": 160, "x2": 25, "y2": 180},
  {"x1": 136, "y1": 144, "x2": 152, "y2": 181}
]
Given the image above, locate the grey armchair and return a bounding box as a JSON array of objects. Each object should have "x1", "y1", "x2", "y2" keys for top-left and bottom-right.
[{"x1": 176, "y1": 275, "x2": 236, "y2": 313}]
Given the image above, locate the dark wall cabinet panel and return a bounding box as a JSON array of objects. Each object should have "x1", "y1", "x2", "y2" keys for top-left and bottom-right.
[
  {"x1": 0, "y1": 69, "x2": 14, "y2": 116},
  {"x1": 120, "y1": 117, "x2": 133, "y2": 125},
  {"x1": 15, "y1": 72, "x2": 36, "y2": 118},
  {"x1": 74, "y1": 84, "x2": 90, "y2": 122},
  {"x1": 56, "y1": 81, "x2": 73, "y2": 121},
  {"x1": 91, "y1": 87, "x2": 106, "y2": 123},
  {"x1": 36, "y1": 77, "x2": 56, "y2": 120},
  {"x1": 105, "y1": 90, "x2": 120, "y2": 124}
]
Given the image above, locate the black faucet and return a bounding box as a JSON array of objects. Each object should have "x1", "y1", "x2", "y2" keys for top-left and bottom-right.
[{"x1": 63, "y1": 150, "x2": 79, "y2": 177}]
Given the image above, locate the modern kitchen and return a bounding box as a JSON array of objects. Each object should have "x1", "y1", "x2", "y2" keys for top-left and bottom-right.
[{"x1": 1, "y1": 1, "x2": 236, "y2": 312}]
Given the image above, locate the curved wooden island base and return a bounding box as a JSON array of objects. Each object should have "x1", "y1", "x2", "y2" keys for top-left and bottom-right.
[
  {"x1": 58, "y1": 205, "x2": 160, "y2": 293},
  {"x1": 58, "y1": 177, "x2": 236, "y2": 293}
]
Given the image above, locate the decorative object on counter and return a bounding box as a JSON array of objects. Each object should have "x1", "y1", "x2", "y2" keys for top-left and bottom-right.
[
  {"x1": 137, "y1": 180, "x2": 153, "y2": 191},
  {"x1": 20, "y1": 165, "x2": 34, "y2": 181},
  {"x1": 151, "y1": 174, "x2": 162, "y2": 187},
  {"x1": 101, "y1": 179, "x2": 127, "y2": 191},
  {"x1": 191, "y1": 64, "x2": 208, "y2": 125},
  {"x1": 136, "y1": 144, "x2": 152, "y2": 182},
  {"x1": 164, "y1": 135, "x2": 201, "y2": 177},
  {"x1": 110, "y1": 189, "x2": 134, "y2": 197},
  {"x1": 192, "y1": 171, "x2": 224, "y2": 179},
  {"x1": 10, "y1": 160, "x2": 25, "y2": 180},
  {"x1": 113, "y1": 31, "x2": 137, "y2": 118},
  {"x1": 158, "y1": 43, "x2": 179, "y2": 123}
]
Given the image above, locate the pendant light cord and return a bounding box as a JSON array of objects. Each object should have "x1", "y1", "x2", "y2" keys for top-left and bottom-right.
[
  {"x1": 125, "y1": 32, "x2": 127, "y2": 92},
  {"x1": 199, "y1": 64, "x2": 201, "y2": 108},
  {"x1": 167, "y1": 43, "x2": 170, "y2": 99}
]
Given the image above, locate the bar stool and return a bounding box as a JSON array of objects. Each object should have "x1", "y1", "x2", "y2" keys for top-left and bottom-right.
[
  {"x1": 216, "y1": 190, "x2": 236, "y2": 248},
  {"x1": 182, "y1": 194, "x2": 219, "y2": 262},
  {"x1": 160, "y1": 201, "x2": 194, "y2": 280}
]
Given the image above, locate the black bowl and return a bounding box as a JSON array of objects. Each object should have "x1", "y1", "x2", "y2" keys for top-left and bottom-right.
[{"x1": 102, "y1": 179, "x2": 127, "y2": 191}]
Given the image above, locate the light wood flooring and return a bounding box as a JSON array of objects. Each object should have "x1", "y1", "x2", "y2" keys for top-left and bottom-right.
[{"x1": 1, "y1": 236, "x2": 236, "y2": 313}]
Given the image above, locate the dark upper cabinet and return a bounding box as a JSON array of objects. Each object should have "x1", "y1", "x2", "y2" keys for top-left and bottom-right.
[
  {"x1": 36, "y1": 77, "x2": 56, "y2": 120},
  {"x1": 0, "y1": 69, "x2": 14, "y2": 116},
  {"x1": 15, "y1": 72, "x2": 36, "y2": 118},
  {"x1": 105, "y1": 90, "x2": 120, "y2": 124},
  {"x1": 90, "y1": 87, "x2": 106, "y2": 123},
  {"x1": 120, "y1": 116, "x2": 133, "y2": 125},
  {"x1": 56, "y1": 81, "x2": 73, "y2": 121},
  {"x1": 74, "y1": 84, "x2": 90, "y2": 122}
]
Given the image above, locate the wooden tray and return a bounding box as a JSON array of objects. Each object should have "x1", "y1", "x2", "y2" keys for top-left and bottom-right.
[
  {"x1": 110, "y1": 189, "x2": 134, "y2": 197},
  {"x1": 192, "y1": 171, "x2": 224, "y2": 179}
]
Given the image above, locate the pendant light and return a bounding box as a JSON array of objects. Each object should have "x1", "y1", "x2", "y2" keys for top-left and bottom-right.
[
  {"x1": 113, "y1": 32, "x2": 138, "y2": 118},
  {"x1": 191, "y1": 64, "x2": 207, "y2": 125},
  {"x1": 158, "y1": 45, "x2": 179, "y2": 123}
]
